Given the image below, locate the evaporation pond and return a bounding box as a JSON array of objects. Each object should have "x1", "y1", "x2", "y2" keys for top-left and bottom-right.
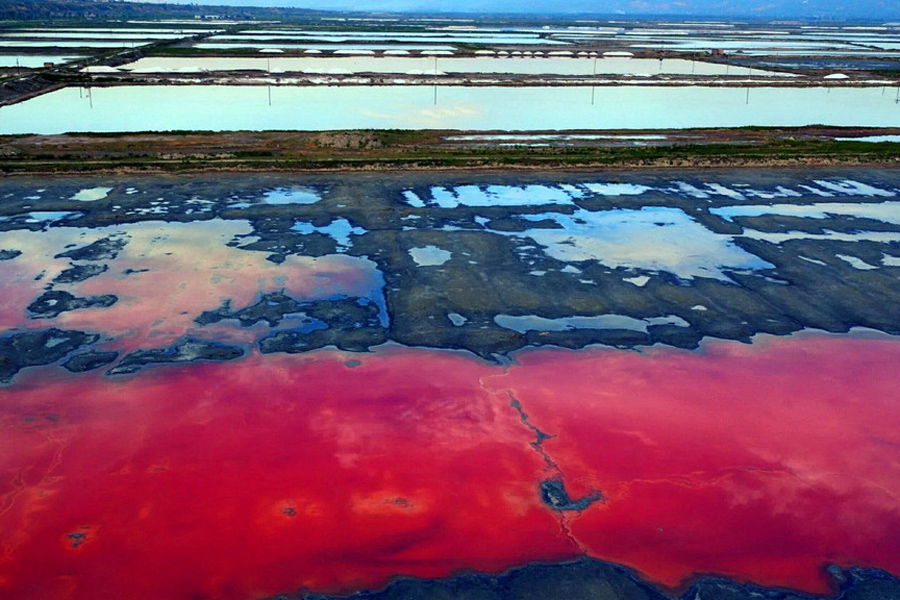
[{"x1": 3, "y1": 85, "x2": 900, "y2": 134}]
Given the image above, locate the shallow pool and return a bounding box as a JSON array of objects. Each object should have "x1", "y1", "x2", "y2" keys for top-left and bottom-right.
[{"x1": 3, "y1": 84, "x2": 900, "y2": 134}]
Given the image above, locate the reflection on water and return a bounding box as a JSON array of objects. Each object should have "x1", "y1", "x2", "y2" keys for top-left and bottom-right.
[
  {"x1": 0, "y1": 31, "x2": 191, "y2": 40},
  {"x1": 262, "y1": 187, "x2": 322, "y2": 205},
  {"x1": 0, "y1": 219, "x2": 385, "y2": 352},
  {"x1": 631, "y1": 39, "x2": 863, "y2": 51},
  {"x1": 712, "y1": 199, "x2": 900, "y2": 224},
  {"x1": 0, "y1": 39, "x2": 153, "y2": 48},
  {"x1": 2, "y1": 172, "x2": 900, "y2": 600},
  {"x1": 494, "y1": 313, "x2": 689, "y2": 333},
  {"x1": 2, "y1": 331, "x2": 900, "y2": 599},
  {"x1": 0, "y1": 54, "x2": 82, "y2": 68},
  {"x1": 71, "y1": 186, "x2": 113, "y2": 201},
  {"x1": 290, "y1": 218, "x2": 367, "y2": 252},
  {"x1": 486, "y1": 207, "x2": 775, "y2": 281},
  {"x1": 405, "y1": 184, "x2": 583, "y2": 208},
  {"x1": 836, "y1": 135, "x2": 900, "y2": 142},
  {"x1": 3, "y1": 84, "x2": 899, "y2": 134},
  {"x1": 408, "y1": 245, "x2": 452, "y2": 266}
]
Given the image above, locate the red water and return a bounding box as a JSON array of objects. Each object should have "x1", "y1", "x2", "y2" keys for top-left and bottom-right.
[
  {"x1": 1, "y1": 333, "x2": 899, "y2": 599},
  {"x1": 504, "y1": 334, "x2": 900, "y2": 592}
]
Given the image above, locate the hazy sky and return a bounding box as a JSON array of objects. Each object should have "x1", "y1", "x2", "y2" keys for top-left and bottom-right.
[{"x1": 157, "y1": 0, "x2": 900, "y2": 19}]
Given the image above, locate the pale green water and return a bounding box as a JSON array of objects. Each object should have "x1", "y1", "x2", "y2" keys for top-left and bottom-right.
[
  {"x1": 0, "y1": 55, "x2": 82, "y2": 68},
  {"x1": 2, "y1": 84, "x2": 899, "y2": 134}
]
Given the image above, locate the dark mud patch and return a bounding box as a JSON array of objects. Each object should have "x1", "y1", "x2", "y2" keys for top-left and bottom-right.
[
  {"x1": 3, "y1": 169, "x2": 900, "y2": 357},
  {"x1": 196, "y1": 293, "x2": 388, "y2": 353},
  {"x1": 52, "y1": 263, "x2": 109, "y2": 284},
  {"x1": 227, "y1": 216, "x2": 343, "y2": 264},
  {"x1": 62, "y1": 350, "x2": 119, "y2": 373},
  {"x1": 196, "y1": 291, "x2": 307, "y2": 328},
  {"x1": 295, "y1": 558, "x2": 666, "y2": 600},
  {"x1": 0, "y1": 328, "x2": 99, "y2": 384},
  {"x1": 539, "y1": 479, "x2": 603, "y2": 513},
  {"x1": 683, "y1": 567, "x2": 900, "y2": 600},
  {"x1": 0, "y1": 248, "x2": 21, "y2": 261},
  {"x1": 283, "y1": 560, "x2": 900, "y2": 600},
  {"x1": 257, "y1": 297, "x2": 388, "y2": 353},
  {"x1": 55, "y1": 235, "x2": 128, "y2": 262},
  {"x1": 107, "y1": 338, "x2": 244, "y2": 376},
  {"x1": 28, "y1": 290, "x2": 118, "y2": 319}
]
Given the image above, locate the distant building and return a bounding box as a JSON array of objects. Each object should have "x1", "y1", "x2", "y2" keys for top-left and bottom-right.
[
  {"x1": 709, "y1": 49, "x2": 726, "y2": 58},
  {"x1": 43, "y1": 62, "x2": 54, "y2": 69}
]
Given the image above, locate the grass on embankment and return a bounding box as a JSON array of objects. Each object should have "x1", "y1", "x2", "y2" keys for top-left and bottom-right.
[{"x1": 1, "y1": 129, "x2": 899, "y2": 174}]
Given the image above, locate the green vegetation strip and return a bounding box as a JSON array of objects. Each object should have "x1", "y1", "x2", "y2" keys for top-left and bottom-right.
[{"x1": 1, "y1": 131, "x2": 899, "y2": 174}]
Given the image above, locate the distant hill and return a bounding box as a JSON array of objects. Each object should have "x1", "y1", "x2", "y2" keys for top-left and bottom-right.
[
  {"x1": 139, "y1": 0, "x2": 900, "y2": 20},
  {"x1": 0, "y1": 0, "x2": 328, "y2": 23},
  {"x1": 1, "y1": 0, "x2": 897, "y2": 22}
]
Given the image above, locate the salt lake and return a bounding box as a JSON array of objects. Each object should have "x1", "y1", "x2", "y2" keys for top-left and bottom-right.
[{"x1": 3, "y1": 84, "x2": 898, "y2": 134}]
